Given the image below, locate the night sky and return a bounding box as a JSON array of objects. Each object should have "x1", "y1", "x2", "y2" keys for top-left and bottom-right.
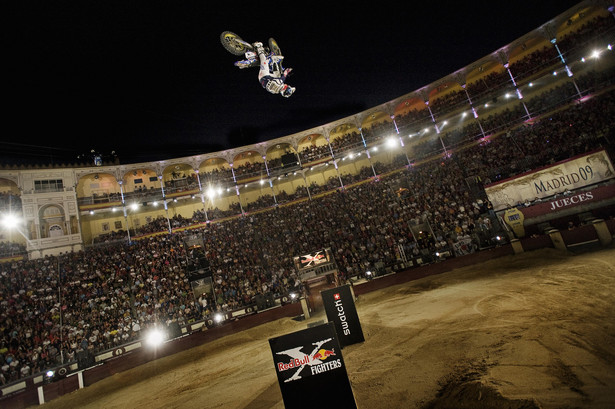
[{"x1": 3, "y1": 0, "x2": 583, "y2": 165}]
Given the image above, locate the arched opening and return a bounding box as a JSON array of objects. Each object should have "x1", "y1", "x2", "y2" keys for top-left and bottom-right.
[
  {"x1": 76, "y1": 172, "x2": 121, "y2": 205},
  {"x1": 233, "y1": 151, "x2": 266, "y2": 183},
  {"x1": 38, "y1": 204, "x2": 67, "y2": 239},
  {"x1": 329, "y1": 123, "x2": 362, "y2": 157},
  {"x1": 297, "y1": 133, "x2": 329, "y2": 165}
]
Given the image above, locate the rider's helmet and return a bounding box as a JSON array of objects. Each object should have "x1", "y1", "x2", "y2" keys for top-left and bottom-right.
[
  {"x1": 245, "y1": 51, "x2": 256, "y2": 61},
  {"x1": 281, "y1": 85, "x2": 295, "y2": 98}
]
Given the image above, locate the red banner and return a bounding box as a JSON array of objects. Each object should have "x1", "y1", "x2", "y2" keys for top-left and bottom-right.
[{"x1": 517, "y1": 183, "x2": 615, "y2": 219}]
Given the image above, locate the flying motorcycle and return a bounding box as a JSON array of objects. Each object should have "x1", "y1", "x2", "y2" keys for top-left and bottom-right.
[{"x1": 220, "y1": 31, "x2": 295, "y2": 98}]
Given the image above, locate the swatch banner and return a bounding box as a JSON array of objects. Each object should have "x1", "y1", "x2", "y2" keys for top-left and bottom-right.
[
  {"x1": 485, "y1": 150, "x2": 614, "y2": 211},
  {"x1": 321, "y1": 285, "x2": 365, "y2": 348},
  {"x1": 269, "y1": 322, "x2": 357, "y2": 409}
]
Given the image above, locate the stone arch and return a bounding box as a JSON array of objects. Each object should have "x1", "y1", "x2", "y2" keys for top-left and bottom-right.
[
  {"x1": 553, "y1": 4, "x2": 610, "y2": 40},
  {"x1": 297, "y1": 132, "x2": 329, "y2": 165},
  {"x1": 0, "y1": 178, "x2": 21, "y2": 213},
  {"x1": 232, "y1": 150, "x2": 267, "y2": 182},
  {"x1": 427, "y1": 79, "x2": 467, "y2": 115},
  {"x1": 265, "y1": 142, "x2": 298, "y2": 174},
  {"x1": 198, "y1": 157, "x2": 233, "y2": 190},
  {"x1": 38, "y1": 204, "x2": 66, "y2": 239},
  {"x1": 327, "y1": 122, "x2": 361, "y2": 157},
  {"x1": 162, "y1": 163, "x2": 199, "y2": 194},
  {"x1": 464, "y1": 56, "x2": 507, "y2": 102},
  {"x1": 393, "y1": 97, "x2": 432, "y2": 137},
  {"x1": 76, "y1": 172, "x2": 121, "y2": 204},
  {"x1": 121, "y1": 167, "x2": 159, "y2": 195},
  {"x1": 507, "y1": 35, "x2": 551, "y2": 65},
  {"x1": 358, "y1": 110, "x2": 395, "y2": 149}
]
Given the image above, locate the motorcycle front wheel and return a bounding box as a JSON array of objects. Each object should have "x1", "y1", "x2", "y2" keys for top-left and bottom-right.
[{"x1": 220, "y1": 31, "x2": 251, "y2": 56}]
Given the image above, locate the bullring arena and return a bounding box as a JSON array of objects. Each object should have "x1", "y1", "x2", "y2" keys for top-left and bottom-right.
[
  {"x1": 24, "y1": 247, "x2": 615, "y2": 409},
  {"x1": 2, "y1": 1, "x2": 615, "y2": 408}
]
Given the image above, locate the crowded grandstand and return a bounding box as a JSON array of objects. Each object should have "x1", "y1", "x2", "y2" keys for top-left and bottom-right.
[{"x1": 1, "y1": 1, "x2": 614, "y2": 404}]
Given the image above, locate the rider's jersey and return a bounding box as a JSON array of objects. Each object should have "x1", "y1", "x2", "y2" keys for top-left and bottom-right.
[
  {"x1": 257, "y1": 54, "x2": 288, "y2": 95},
  {"x1": 258, "y1": 55, "x2": 284, "y2": 80}
]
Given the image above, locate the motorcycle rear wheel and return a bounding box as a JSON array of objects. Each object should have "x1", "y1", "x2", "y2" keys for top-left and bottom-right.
[{"x1": 268, "y1": 38, "x2": 282, "y2": 56}]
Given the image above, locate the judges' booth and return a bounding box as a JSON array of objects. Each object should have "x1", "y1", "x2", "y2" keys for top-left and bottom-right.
[{"x1": 293, "y1": 248, "x2": 338, "y2": 312}]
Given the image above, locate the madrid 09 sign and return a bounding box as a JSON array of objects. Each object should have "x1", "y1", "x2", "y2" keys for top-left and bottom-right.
[
  {"x1": 269, "y1": 322, "x2": 357, "y2": 409},
  {"x1": 321, "y1": 285, "x2": 365, "y2": 348}
]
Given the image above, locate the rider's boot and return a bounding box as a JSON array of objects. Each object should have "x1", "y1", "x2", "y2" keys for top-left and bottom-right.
[{"x1": 253, "y1": 42, "x2": 265, "y2": 55}]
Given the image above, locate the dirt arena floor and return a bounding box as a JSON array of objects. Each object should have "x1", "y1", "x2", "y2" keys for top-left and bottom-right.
[{"x1": 36, "y1": 247, "x2": 615, "y2": 409}]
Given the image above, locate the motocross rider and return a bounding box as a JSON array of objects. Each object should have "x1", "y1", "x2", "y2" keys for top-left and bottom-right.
[{"x1": 250, "y1": 42, "x2": 295, "y2": 98}]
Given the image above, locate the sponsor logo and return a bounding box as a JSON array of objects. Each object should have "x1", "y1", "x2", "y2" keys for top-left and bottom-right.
[
  {"x1": 312, "y1": 348, "x2": 336, "y2": 361},
  {"x1": 335, "y1": 299, "x2": 351, "y2": 335},
  {"x1": 310, "y1": 358, "x2": 342, "y2": 375},
  {"x1": 300, "y1": 251, "x2": 326, "y2": 267},
  {"x1": 275, "y1": 339, "x2": 342, "y2": 382}
]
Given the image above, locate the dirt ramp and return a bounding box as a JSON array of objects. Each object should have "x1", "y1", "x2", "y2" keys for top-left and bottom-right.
[{"x1": 424, "y1": 379, "x2": 540, "y2": 409}]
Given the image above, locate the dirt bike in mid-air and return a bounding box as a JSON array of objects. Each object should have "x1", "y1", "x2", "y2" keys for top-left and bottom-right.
[{"x1": 220, "y1": 31, "x2": 295, "y2": 98}]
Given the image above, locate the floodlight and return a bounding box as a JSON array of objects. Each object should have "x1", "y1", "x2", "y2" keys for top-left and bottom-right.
[
  {"x1": 1, "y1": 214, "x2": 20, "y2": 229},
  {"x1": 146, "y1": 328, "x2": 165, "y2": 347}
]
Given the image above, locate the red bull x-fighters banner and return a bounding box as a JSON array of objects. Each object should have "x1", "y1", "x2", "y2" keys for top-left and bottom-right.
[
  {"x1": 321, "y1": 285, "x2": 365, "y2": 348},
  {"x1": 269, "y1": 322, "x2": 357, "y2": 408}
]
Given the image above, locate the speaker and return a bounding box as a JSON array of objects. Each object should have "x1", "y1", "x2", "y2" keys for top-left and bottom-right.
[
  {"x1": 167, "y1": 321, "x2": 182, "y2": 339},
  {"x1": 77, "y1": 350, "x2": 95, "y2": 369},
  {"x1": 266, "y1": 292, "x2": 275, "y2": 308},
  {"x1": 281, "y1": 153, "x2": 297, "y2": 167},
  {"x1": 256, "y1": 294, "x2": 267, "y2": 310}
]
